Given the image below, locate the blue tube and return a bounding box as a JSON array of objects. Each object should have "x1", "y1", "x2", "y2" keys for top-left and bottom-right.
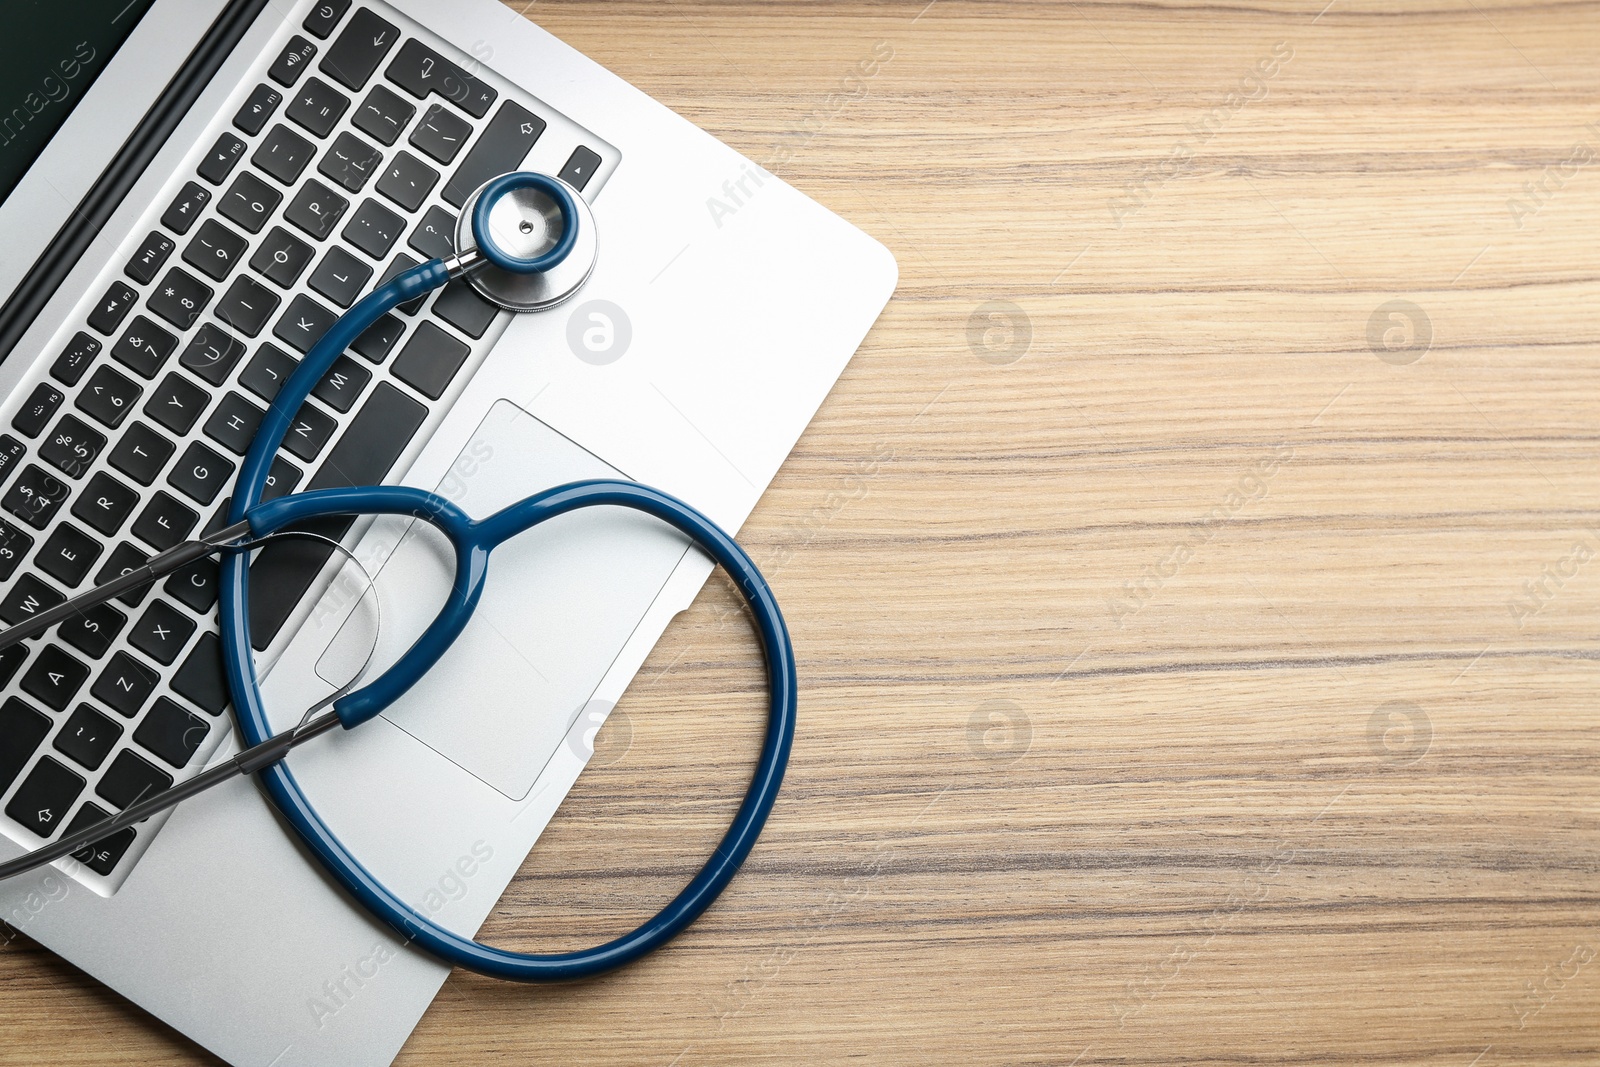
[{"x1": 217, "y1": 259, "x2": 797, "y2": 980}]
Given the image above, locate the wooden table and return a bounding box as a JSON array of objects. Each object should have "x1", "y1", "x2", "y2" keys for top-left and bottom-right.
[{"x1": 6, "y1": 1, "x2": 1598, "y2": 1063}]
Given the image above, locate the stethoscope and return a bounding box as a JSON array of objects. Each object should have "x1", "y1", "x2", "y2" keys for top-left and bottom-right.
[{"x1": 0, "y1": 172, "x2": 796, "y2": 982}]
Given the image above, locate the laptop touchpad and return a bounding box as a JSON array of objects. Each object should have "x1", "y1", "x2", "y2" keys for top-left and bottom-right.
[{"x1": 315, "y1": 400, "x2": 689, "y2": 800}]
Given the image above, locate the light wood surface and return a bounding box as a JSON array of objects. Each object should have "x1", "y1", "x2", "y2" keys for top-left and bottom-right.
[{"x1": 5, "y1": 1, "x2": 1600, "y2": 1063}]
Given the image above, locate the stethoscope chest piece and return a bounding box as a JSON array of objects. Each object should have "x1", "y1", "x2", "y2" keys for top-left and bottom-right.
[{"x1": 456, "y1": 173, "x2": 597, "y2": 311}]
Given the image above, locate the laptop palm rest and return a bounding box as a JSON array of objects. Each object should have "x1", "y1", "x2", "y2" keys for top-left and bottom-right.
[{"x1": 313, "y1": 399, "x2": 690, "y2": 800}]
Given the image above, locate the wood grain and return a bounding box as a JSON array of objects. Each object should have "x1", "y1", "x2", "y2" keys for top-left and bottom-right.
[{"x1": 4, "y1": 1, "x2": 1599, "y2": 1063}]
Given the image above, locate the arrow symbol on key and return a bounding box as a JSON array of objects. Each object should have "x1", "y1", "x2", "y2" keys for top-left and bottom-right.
[
  {"x1": 520, "y1": 122, "x2": 534, "y2": 135},
  {"x1": 37, "y1": 809, "x2": 53, "y2": 823}
]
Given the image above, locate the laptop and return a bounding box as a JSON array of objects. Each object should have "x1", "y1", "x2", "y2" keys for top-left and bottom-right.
[{"x1": 0, "y1": 1, "x2": 896, "y2": 1063}]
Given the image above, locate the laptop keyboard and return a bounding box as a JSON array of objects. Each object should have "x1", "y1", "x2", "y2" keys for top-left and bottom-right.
[{"x1": 0, "y1": 0, "x2": 616, "y2": 887}]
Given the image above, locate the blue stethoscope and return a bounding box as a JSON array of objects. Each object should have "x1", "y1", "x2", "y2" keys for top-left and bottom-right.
[{"x1": 0, "y1": 172, "x2": 796, "y2": 982}]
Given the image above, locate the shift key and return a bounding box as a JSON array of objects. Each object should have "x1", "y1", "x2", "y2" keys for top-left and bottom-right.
[{"x1": 441, "y1": 101, "x2": 545, "y2": 207}]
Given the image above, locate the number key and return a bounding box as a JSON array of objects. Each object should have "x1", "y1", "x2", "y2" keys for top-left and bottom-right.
[
  {"x1": 219, "y1": 171, "x2": 283, "y2": 234},
  {"x1": 75, "y1": 365, "x2": 143, "y2": 429},
  {"x1": 110, "y1": 315, "x2": 179, "y2": 378},
  {"x1": 39, "y1": 414, "x2": 106, "y2": 479},
  {"x1": 182, "y1": 219, "x2": 249, "y2": 282},
  {"x1": 2, "y1": 464, "x2": 70, "y2": 529},
  {"x1": 146, "y1": 267, "x2": 213, "y2": 331},
  {"x1": 0, "y1": 520, "x2": 33, "y2": 582}
]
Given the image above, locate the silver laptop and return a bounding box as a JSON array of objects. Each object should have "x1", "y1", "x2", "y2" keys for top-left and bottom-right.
[{"x1": 0, "y1": 1, "x2": 895, "y2": 1062}]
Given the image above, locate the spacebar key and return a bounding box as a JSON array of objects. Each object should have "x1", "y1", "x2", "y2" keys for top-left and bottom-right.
[{"x1": 246, "y1": 382, "x2": 428, "y2": 649}]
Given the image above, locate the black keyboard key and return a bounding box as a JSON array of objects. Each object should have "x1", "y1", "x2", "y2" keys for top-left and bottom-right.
[
  {"x1": 51, "y1": 333, "x2": 103, "y2": 388},
  {"x1": 263, "y1": 455, "x2": 302, "y2": 501},
  {"x1": 11, "y1": 382, "x2": 63, "y2": 438},
  {"x1": 273, "y1": 293, "x2": 338, "y2": 354},
  {"x1": 269, "y1": 35, "x2": 318, "y2": 88},
  {"x1": 124, "y1": 231, "x2": 175, "y2": 285},
  {"x1": 353, "y1": 84, "x2": 414, "y2": 146},
  {"x1": 165, "y1": 556, "x2": 219, "y2": 613},
  {"x1": 134, "y1": 696, "x2": 208, "y2": 768},
  {"x1": 408, "y1": 103, "x2": 472, "y2": 166},
  {"x1": 320, "y1": 9, "x2": 398, "y2": 91},
  {"x1": 129, "y1": 600, "x2": 197, "y2": 666},
  {"x1": 58, "y1": 601, "x2": 125, "y2": 659},
  {"x1": 0, "y1": 435, "x2": 21, "y2": 489},
  {"x1": 240, "y1": 343, "x2": 298, "y2": 402},
  {"x1": 318, "y1": 130, "x2": 382, "y2": 193},
  {"x1": 246, "y1": 382, "x2": 425, "y2": 649},
  {"x1": 160, "y1": 182, "x2": 211, "y2": 236},
  {"x1": 233, "y1": 83, "x2": 282, "y2": 136},
  {"x1": 281, "y1": 401, "x2": 337, "y2": 462},
  {"x1": 143, "y1": 373, "x2": 210, "y2": 436},
  {"x1": 171, "y1": 632, "x2": 228, "y2": 714},
  {"x1": 0, "y1": 518, "x2": 31, "y2": 582},
  {"x1": 376, "y1": 149, "x2": 438, "y2": 212},
  {"x1": 214, "y1": 275, "x2": 281, "y2": 337},
  {"x1": 433, "y1": 279, "x2": 498, "y2": 339},
  {"x1": 110, "y1": 315, "x2": 179, "y2": 379},
  {"x1": 72, "y1": 471, "x2": 139, "y2": 534},
  {"x1": 197, "y1": 131, "x2": 248, "y2": 185},
  {"x1": 147, "y1": 267, "x2": 213, "y2": 331},
  {"x1": 20, "y1": 644, "x2": 89, "y2": 711},
  {"x1": 168, "y1": 441, "x2": 233, "y2": 505},
  {"x1": 35, "y1": 523, "x2": 101, "y2": 587},
  {"x1": 249, "y1": 226, "x2": 315, "y2": 290},
  {"x1": 91, "y1": 650, "x2": 159, "y2": 718},
  {"x1": 56, "y1": 705, "x2": 122, "y2": 771},
  {"x1": 2, "y1": 465, "x2": 69, "y2": 529},
  {"x1": 96, "y1": 749, "x2": 172, "y2": 810},
  {"x1": 76, "y1": 365, "x2": 142, "y2": 429},
  {"x1": 179, "y1": 321, "x2": 248, "y2": 384},
  {"x1": 0, "y1": 574, "x2": 61, "y2": 626},
  {"x1": 63, "y1": 803, "x2": 135, "y2": 874},
  {"x1": 94, "y1": 543, "x2": 153, "y2": 608},
  {"x1": 407, "y1": 204, "x2": 456, "y2": 260},
  {"x1": 558, "y1": 145, "x2": 603, "y2": 193},
  {"x1": 352, "y1": 313, "x2": 403, "y2": 363},
  {"x1": 283, "y1": 178, "x2": 349, "y2": 240},
  {"x1": 286, "y1": 75, "x2": 350, "y2": 138},
  {"x1": 131, "y1": 491, "x2": 198, "y2": 552},
  {"x1": 308, "y1": 246, "x2": 372, "y2": 308},
  {"x1": 219, "y1": 171, "x2": 283, "y2": 234},
  {"x1": 392, "y1": 321, "x2": 470, "y2": 400},
  {"x1": 377, "y1": 253, "x2": 426, "y2": 314},
  {"x1": 0, "y1": 645, "x2": 22, "y2": 688},
  {"x1": 303, "y1": 0, "x2": 351, "y2": 39},
  {"x1": 313, "y1": 356, "x2": 370, "y2": 413},
  {"x1": 0, "y1": 697, "x2": 50, "y2": 796},
  {"x1": 5, "y1": 756, "x2": 84, "y2": 838},
  {"x1": 107, "y1": 422, "x2": 175, "y2": 486},
  {"x1": 203, "y1": 391, "x2": 265, "y2": 455},
  {"x1": 39, "y1": 414, "x2": 106, "y2": 479},
  {"x1": 442, "y1": 101, "x2": 545, "y2": 207},
  {"x1": 254, "y1": 124, "x2": 317, "y2": 186},
  {"x1": 385, "y1": 40, "x2": 497, "y2": 119},
  {"x1": 182, "y1": 219, "x2": 249, "y2": 282},
  {"x1": 342, "y1": 198, "x2": 404, "y2": 258}
]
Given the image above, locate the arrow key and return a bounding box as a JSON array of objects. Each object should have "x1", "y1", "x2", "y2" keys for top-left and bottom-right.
[{"x1": 4, "y1": 756, "x2": 85, "y2": 838}]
